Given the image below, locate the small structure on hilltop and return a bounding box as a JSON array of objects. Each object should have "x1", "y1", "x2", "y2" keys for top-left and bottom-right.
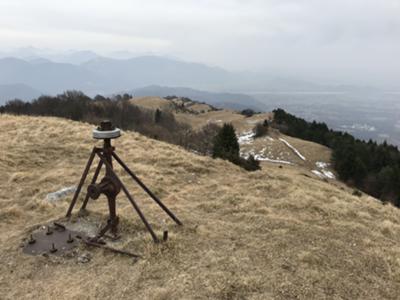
[
  {"x1": 65, "y1": 120, "x2": 182, "y2": 242},
  {"x1": 23, "y1": 120, "x2": 182, "y2": 257}
]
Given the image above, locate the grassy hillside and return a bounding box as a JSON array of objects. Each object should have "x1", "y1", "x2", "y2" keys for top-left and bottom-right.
[
  {"x1": 130, "y1": 96, "x2": 173, "y2": 110},
  {"x1": 1, "y1": 115, "x2": 400, "y2": 299},
  {"x1": 131, "y1": 96, "x2": 333, "y2": 174}
]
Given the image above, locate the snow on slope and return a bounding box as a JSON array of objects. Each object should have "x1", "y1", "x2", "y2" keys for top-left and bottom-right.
[
  {"x1": 237, "y1": 131, "x2": 255, "y2": 144},
  {"x1": 237, "y1": 130, "x2": 336, "y2": 180},
  {"x1": 279, "y1": 138, "x2": 306, "y2": 161},
  {"x1": 312, "y1": 161, "x2": 336, "y2": 179},
  {"x1": 255, "y1": 156, "x2": 293, "y2": 165},
  {"x1": 238, "y1": 132, "x2": 293, "y2": 165}
]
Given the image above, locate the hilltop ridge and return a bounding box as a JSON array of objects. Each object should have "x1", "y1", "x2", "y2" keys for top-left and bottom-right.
[
  {"x1": 1, "y1": 115, "x2": 400, "y2": 299},
  {"x1": 131, "y1": 96, "x2": 333, "y2": 178}
]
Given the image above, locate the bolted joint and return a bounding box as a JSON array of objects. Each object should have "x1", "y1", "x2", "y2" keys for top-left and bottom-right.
[
  {"x1": 87, "y1": 176, "x2": 121, "y2": 200},
  {"x1": 87, "y1": 183, "x2": 102, "y2": 200}
]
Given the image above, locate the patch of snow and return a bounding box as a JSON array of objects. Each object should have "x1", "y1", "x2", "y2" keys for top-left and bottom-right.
[
  {"x1": 238, "y1": 131, "x2": 255, "y2": 145},
  {"x1": 316, "y1": 161, "x2": 329, "y2": 169},
  {"x1": 46, "y1": 186, "x2": 77, "y2": 202},
  {"x1": 314, "y1": 161, "x2": 336, "y2": 179},
  {"x1": 256, "y1": 156, "x2": 293, "y2": 165},
  {"x1": 322, "y1": 170, "x2": 335, "y2": 179},
  {"x1": 266, "y1": 136, "x2": 274, "y2": 141},
  {"x1": 279, "y1": 138, "x2": 306, "y2": 161},
  {"x1": 241, "y1": 148, "x2": 293, "y2": 165},
  {"x1": 258, "y1": 147, "x2": 267, "y2": 156},
  {"x1": 238, "y1": 133, "x2": 297, "y2": 166},
  {"x1": 312, "y1": 170, "x2": 324, "y2": 178}
]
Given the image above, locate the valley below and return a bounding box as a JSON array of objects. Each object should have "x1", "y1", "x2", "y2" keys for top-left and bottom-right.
[{"x1": 253, "y1": 92, "x2": 400, "y2": 146}]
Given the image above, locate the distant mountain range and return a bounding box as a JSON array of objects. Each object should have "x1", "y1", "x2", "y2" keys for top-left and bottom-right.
[
  {"x1": 0, "y1": 49, "x2": 381, "y2": 107},
  {"x1": 0, "y1": 47, "x2": 100, "y2": 65}
]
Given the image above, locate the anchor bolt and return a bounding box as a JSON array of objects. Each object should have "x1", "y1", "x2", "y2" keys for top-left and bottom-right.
[
  {"x1": 46, "y1": 226, "x2": 53, "y2": 235},
  {"x1": 67, "y1": 233, "x2": 74, "y2": 243},
  {"x1": 50, "y1": 243, "x2": 57, "y2": 253},
  {"x1": 28, "y1": 234, "x2": 36, "y2": 244}
]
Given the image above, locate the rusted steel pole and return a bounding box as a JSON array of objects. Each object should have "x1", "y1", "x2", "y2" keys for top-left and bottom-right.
[
  {"x1": 112, "y1": 152, "x2": 182, "y2": 226},
  {"x1": 66, "y1": 147, "x2": 96, "y2": 217},
  {"x1": 96, "y1": 152, "x2": 160, "y2": 243},
  {"x1": 80, "y1": 160, "x2": 104, "y2": 211}
]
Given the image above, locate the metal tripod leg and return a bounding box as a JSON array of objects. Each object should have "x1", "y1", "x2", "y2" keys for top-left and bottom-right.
[
  {"x1": 111, "y1": 152, "x2": 182, "y2": 226},
  {"x1": 80, "y1": 160, "x2": 104, "y2": 211},
  {"x1": 96, "y1": 152, "x2": 160, "y2": 243},
  {"x1": 66, "y1": 147, "x2": 97, "y2": 217}
]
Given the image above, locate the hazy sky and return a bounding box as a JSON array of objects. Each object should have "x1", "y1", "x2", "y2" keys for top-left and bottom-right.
[{"x1": 0, "y1": 0, "x2": 399, "y2": 87}]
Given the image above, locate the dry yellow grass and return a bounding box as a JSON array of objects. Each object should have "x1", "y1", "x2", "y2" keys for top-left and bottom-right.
[
  {"x1": 186, "y1": 102, "x2": 214, "y2": 113},
  {"x1": 130, "y1": 96, "x2": 172, "y2": 110},
  {"x1": 239, "y1": 129, "x2": 332, "y2": 171},
  {"x1": 1, "y1": 115, "x2": 400, "y2": 299},
  {"x1": 130, "y1": 96, "x2": 271, "y2": 130},
  {"x1": 129, "y1": 96, "x2": 329, "y2": 172},
  {"x1": 175, "y1": 110, "x2": 273, "y2": 131},
  {"x1": 130, "y1": 96, "x2": 215, "y2": 115}
]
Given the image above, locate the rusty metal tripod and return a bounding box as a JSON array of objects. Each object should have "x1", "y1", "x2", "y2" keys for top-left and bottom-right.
[{"x1": 65, "y1": 121, "x2": 182, "y2": 243}]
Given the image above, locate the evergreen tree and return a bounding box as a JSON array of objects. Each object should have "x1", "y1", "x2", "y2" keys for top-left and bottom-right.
[
  {"x1": 212, "y1": 123, "x2": 260, "y2": 171},
  {"x1": 154, "y1": 109, "x2": 162, "y2": 123},
  {"x1": 212, "y1": 123, "x2": 240, "y2": 160},
  {"x1": 272, "y1": 108, "x2": 400, "y2": 206}
]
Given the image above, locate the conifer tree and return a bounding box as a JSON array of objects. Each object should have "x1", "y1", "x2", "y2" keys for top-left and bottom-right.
[
  {"x1": 212, "y1": 123, "x2": 240, "y2": 160},
  {"x1": 154, "y1": 108, "x2": 162, "y2": 123}
]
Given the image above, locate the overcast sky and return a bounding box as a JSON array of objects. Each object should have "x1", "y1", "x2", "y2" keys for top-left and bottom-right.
[{"x1": 0, "y1": 0, "x2": 399, "y2": 88}]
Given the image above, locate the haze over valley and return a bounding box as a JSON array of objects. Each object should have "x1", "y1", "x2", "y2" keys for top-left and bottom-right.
[
  {"x1": 0, "y1": 48, "x2": 398, "y2": 146},
  {"x1": 254, "y1": 92, "x2": 400, "y2": 146}
]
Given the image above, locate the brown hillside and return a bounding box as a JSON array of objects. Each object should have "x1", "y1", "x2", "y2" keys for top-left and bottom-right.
[
  {"x1": 130, "y1": 96, "x2": 172, "y2": 110},
  {"x1": 1, "y1": 115, "x2": 400, "y2": 299}
]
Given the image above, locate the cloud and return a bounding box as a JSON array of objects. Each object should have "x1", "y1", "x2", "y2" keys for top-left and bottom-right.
[{"x1": 0, "y1": 0, "x2": 399, "y2": 87}]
